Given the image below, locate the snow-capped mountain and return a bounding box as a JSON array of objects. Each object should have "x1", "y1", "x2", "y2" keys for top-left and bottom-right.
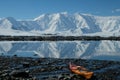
[
  {"x1": 0, "y1": 13, "x2": 120, "y2": 61},
  {"x1": 0, "y1": 12, "x2": 120, "y2": 36},
  {"x1": 0, "y1": 41, "x2": 120, "y2": 61}
]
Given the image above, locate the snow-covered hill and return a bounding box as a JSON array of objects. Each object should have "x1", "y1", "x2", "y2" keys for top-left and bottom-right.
[{"x1": 0, "y1": 12, "x2": 120, "y2": 36}]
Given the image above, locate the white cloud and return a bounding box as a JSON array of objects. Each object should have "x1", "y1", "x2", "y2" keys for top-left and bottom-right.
[
  {"x1": 112, "y1": 8, "x2": 120, "y2": 13},
  {"x1": 115, "y1": 9, "x2": 120, "y2": 12}
]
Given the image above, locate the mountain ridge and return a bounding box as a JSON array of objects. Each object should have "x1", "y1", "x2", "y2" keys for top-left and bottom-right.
[{"x1": 0, "y1": 13, "x2": 120, "y2": 36}]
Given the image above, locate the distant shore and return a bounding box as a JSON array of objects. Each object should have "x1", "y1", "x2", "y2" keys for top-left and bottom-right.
[
  {"x1": 0, "y1": 56, "x2": 120, "y2": 80},
  {"x1": 0, "y1": 35, "x2": 120, "y2": 41}
]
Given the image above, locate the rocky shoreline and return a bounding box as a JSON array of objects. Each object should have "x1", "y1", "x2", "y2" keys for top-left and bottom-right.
[{"x1": 0, "y1": 56, "x2": 120, "y2": 80}]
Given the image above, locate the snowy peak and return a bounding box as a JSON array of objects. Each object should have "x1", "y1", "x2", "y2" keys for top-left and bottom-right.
[
  {"x1": 0, "y1": 17, "x2": 40, "y2": 31},
  {"x1": 95, "y1": 16, "x2": 120, "y2": 32},
  {"x1": 4, "y1": 17, "x2": 16, "y2": 22},
  {"x1": 34, "y1": 13, "x2": 83, "y2": 34},
  {"x1": 0, "y1": 17, "x2": 15, "y2": 29},
  {"x1": 1, "y1": 17, "x2": 18, "y2": 24},
  {"x1": 0, "y1": 17, "x2": 24, "y2": 30},
  {"x1": 34, "y1": 13, "x2": 103, "y2": 34},
  {"x1": 34, "y1": 12, "x2": 68, "y2": 21},
  {"x1": 0, "y1": 12, "x2": 120, "y2": 36}
]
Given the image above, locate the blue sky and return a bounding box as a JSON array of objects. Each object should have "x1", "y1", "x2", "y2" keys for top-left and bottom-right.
[{"x1": 0, "y1": 0, "x2": 120, "y2": 19}]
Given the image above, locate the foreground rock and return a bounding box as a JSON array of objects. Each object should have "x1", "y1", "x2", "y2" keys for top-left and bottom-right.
[{"x1": 0, "y1": 56, "x2": 120, "y2": 80}]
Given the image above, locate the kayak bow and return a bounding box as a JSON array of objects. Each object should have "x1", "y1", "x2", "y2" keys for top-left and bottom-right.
[{"x1": 69, "y1": 62, "x2": 93, "y2": 79}]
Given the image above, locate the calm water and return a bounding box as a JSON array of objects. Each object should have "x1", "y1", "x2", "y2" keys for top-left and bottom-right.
[{"x1": 0, "y1": 41, "x2": 120, "y2": 61}]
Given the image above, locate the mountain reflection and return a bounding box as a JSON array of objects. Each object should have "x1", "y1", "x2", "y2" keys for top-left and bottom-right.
[{"x1": 0, "y1": 41, "x2": 120, "y2": 61}]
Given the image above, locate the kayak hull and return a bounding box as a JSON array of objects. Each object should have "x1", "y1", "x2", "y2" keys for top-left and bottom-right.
[{"x1": 71, "y1": 69, "x2": 93, "y2": 79}]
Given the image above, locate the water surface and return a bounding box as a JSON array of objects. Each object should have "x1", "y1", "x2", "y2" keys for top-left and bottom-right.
[{"x1": 0, "y1": 41, "x2": 120, "y2": 61}]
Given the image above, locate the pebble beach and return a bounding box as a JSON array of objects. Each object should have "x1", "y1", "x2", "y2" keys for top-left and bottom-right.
[{"x1": 0, "y1": 56, "x2": 120, "y2": 80}]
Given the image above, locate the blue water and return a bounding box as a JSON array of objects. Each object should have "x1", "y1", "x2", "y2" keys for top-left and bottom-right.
[{"x1": 0, "y1": 41, "x2": 120, "y2": 61}]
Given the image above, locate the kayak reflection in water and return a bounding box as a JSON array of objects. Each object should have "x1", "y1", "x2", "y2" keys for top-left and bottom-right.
[{"x1": 69, "y1": 62, "x2": 94, "y2": 79}]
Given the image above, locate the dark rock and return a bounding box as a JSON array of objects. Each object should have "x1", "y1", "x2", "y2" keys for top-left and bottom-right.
[
  {"x1": 0, "y1": 56, "x2": 120, "y2": 80},
  {"x1": 10, "y1": 70, "x2": 29, "y2": 78},
  {"x1": 22, "y1": 62, "x2": 30, "y2": 68}
]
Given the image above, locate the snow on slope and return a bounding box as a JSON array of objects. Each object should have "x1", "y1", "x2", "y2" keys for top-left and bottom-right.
[
  {"x1": 0, "y1": 41, "x2": 120, "y2": 61},
  {"x1": 0, "y1": 17, "x2": 24, "y2": 30},
  {"x1": 95, "y1": 16, "x2": 120, "y2": 32},
  {"x1": 0, "y1": 13, "x2": 120, "y2": 36}
]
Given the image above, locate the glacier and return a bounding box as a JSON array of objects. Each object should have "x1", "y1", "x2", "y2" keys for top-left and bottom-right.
[{"x1": 0, "y1": 13, "x2": 120, "y2": 36}]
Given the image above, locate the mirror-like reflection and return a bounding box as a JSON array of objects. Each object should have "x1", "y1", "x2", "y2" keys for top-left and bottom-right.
[{"x1": 0, "y1": 41, "x2": 120, "y2": 61}]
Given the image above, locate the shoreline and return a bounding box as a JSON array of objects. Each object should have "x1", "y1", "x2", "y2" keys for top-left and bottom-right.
[{"x1": 0, "y1": 56, "x2": 120, "y2": 80}]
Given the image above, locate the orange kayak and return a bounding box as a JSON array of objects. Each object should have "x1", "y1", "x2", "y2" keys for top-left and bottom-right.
[{"x1": 69, "y1": 62, "x2": 94, "y2": 79}]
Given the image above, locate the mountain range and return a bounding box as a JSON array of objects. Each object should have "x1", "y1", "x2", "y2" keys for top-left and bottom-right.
[{"x1": 0, "y1": 12, "x2": 120, "y2": 36}]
